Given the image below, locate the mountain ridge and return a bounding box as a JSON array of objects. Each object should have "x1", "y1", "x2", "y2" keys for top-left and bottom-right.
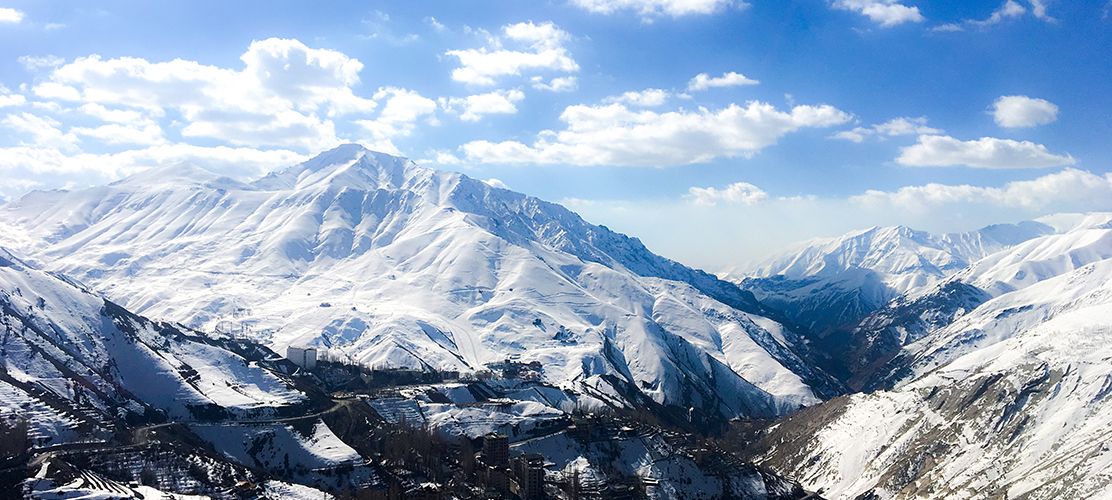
[{"x1": 0, "y1": 144, "x2": 840, "y2": 420}]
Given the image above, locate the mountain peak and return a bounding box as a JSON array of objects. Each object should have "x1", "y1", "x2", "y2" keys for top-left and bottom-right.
[{"x1": 254, "y1": 144, "x2": 429, "y2": 191}]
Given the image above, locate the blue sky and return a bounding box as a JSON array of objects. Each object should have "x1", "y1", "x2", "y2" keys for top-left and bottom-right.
[{"x1": 1, "y1": 0, "x2": 1111, "y2": 269}]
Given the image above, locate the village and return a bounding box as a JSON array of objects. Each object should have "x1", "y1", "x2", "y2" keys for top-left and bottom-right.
[{"x1": 276, "y1": 344, "x2": 799, "y2": 499}]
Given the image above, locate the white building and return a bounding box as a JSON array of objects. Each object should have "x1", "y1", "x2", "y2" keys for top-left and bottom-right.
[{"x1": 286, "y1": 345, "x2": 317, "y2": 370}]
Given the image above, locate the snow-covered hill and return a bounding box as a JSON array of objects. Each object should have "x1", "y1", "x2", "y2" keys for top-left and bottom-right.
[
  {"x1": 0, "y1": 247, "x2": 306, "y2": 447},
  {"x1": 733, "y1": 225, "x2": 1045, "y2": 331},
  {"x1": 753, "y1": 222, "x2": 1112, "y2": 498},
  {"x1": 731, "y1": 223, "x2": 1052, "y2": 380},
  {"x1": 0, "y1": 145, "x2": 838, "y2": 419}
]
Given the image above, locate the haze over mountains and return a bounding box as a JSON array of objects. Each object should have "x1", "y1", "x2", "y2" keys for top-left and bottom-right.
[{"x1": 4, "y1": 146, "x2": 1112, "y2": 498}]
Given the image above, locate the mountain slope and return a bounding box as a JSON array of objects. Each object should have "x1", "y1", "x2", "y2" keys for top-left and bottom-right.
[
  {"x1": 751, "y1": 223, "x2": 1112, "y2": 498},
  {"x1": 732, "y1": 223, "x2": 1052, "y2": 381},
  {"x1": 0, "y1": 247, "x2": 306, "y2": 447},
  {"x1": 0, "y1": 145, "x2": 839, "y2": 419}
]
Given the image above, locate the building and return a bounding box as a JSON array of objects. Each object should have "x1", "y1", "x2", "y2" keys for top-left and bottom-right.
[
  {"x1": 286, "y1": 345, "x2": 317, "y2": 370},
  {"x1": 512, "y1": 453, "x2": 545, "y2": 500},
  {"x1": 482, "y1": 432, "x2": 509, "y2": 467}
]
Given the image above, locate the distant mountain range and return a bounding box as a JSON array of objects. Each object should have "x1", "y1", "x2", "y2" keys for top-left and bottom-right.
[
  {"x1": 6, "y1": 145, "x2": 1112, "y2": 498},
  {"x1": 728, "y1": 221, "x2": 1055, "y2": 380},
  {"x1": 750, "y1": 215, "x2": 1112, "y2": 498}
]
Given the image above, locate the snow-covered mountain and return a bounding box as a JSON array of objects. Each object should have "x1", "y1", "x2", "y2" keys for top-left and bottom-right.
[
  {"x1": 752, "y1": 220, "x2": 1112, "y2": 498},
  {"x1": 0, "y1": 145, "x2": 839, "y2": 419},
  {"x1": 731, "y1": 223, "x2": 1052, "y2": 380},
  {"x1": 0, "y1": 246, "x2": 306, "y2": 447}
]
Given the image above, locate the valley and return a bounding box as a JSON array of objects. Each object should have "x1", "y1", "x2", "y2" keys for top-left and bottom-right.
[{"x1": 3, "y1": 147, "x2": 1112, "y2": 499}]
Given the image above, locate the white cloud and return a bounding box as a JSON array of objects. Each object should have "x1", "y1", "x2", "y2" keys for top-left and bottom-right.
[
  {"x1": 566, "y1": 168, "x2": 1112, "y2": 269},
  {"x1": 3, "y1": 112, "x2": 78, "y2": 150},
  {"x1": 832, "y1": 0, "x2": 925, "y2": 27},
  {"x1": 0, "y1": 86, "x2": 25, "y2": 108},
  {"x1": 992, "y1": 95, "x2": 1058, "y2": 128},
  {"x1": 0, "y1": 38, "x2": 457, "y2": 201},
  {"x1": 605, "y1": 88, "x2": 669, "y2": 107},
  {"x1": 531, "y1": 76, "x2": 578, "y2": 93},
  {"x1": 1028, "y1": 0, "x2": 1053, "y2": 20},
  {"x1": 687, "y1": 182, "x2": 768, "y2": 206},
  {"x1": 570, "y1": 0, "x2": 743, "y2": 18},
  {"x1": 897, "y1": 134, "x2": 1074, "y2": 168},
  {"x1": 832, "y1": 116, "x2": 941, "y2": 142},
  {"x1": 0, "y1": 7, "x2": 23, "y2": 23},
  {"x1": 445, "y1": 21, "x2": 578, "y2": 85},
  {"x1": 32, "y1": 82, "x2": 81, "y2": 101},
  {"x1": 18, "y1": 55, "x2": 65, "y2": 71},
  {"x1": 72, "y1": 122, "x2": 165, "y2": 146},
  {"x1": 78, "y1": 103, "x2": 145, "y2": 123},
  {"x1": 459, "y1": 100, "x2": 851, "y2": 166},
  {"x1": 687, "y1": 71, "x2": 759, "y2": 91},
  {"x1": 0, "y1": 144, "x2": 305, "y2": 180},
  {"x1": 851, "y1": 169, "x2": 1112, "y2": 211},
  {"x1": 440, "y1": 89, "x2": 525, "y2": 121},
  {"x1": 425, "y1": 16, "x2": 447, "y2": 32},
  {"x1": 356, "y1": 87, "x2": 438, "y2": 154},
  {"x1": 18, "y1": 38, "x2": 400, "y2": 153},
  {"x1": 482, "y1": 178, "x2": 509, "y2": 189},
  {"x1": 934, "y1": 0, "x2": 1048, "y2": 31},
  {"x1": 360, "y1": 10, "x2": 420, "y2": 45}
]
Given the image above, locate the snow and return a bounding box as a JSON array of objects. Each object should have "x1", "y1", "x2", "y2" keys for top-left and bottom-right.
[
  {"x1": 25, "y1": 461, "x2": 211, "y2": 499},
  {"x1": 191, "y1": 419, "x2": 362, "y2": 472},
  {"x1": 760, "y1": 226, "x2": 1112, "y2": 498},
  {"x1": 422, "y1": 400, "x2": 564, "y2": 439},
  {"x1": 0, "y1": 144, "x2": 825, "y2": 419},
  {"x1": 0, "y1": 246, "x2": 305, "y2": 445},
  {"x1": 262, "y1": 480, "x2": 336, "y2": 499},
  {"x1": 739, "y1": 222, "x2": 1052, "y2": 296}
]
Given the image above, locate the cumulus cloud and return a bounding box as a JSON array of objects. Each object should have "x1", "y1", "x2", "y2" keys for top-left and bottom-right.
[
  {"x1": 605, "y1": 88, "x2": 670, "y2": 107},
  {"x1": 0, "y1": 86, "x2": 25, "y2": 108},
  {"x1": 687, "y1": 182, "x2": 768, "y2": 206},
  {"x1": 851, "y1": 169, "x2": 1112, "y2": 212},
  {"x1": 356, "y1": 87, "x2": 437, "y2": 154},
  {"x1": 832, "y1": 0, "x2": 925, "y2": 27},
  {"x1": 0, "y1": 38, "x2": 456, "y2": 200},
  {"x1": 458, "y1": 100, "x2": 851, "y2": 166},
  {"x1": 992, "y1": 95, "x2": 1059, "y2": 128},
  {"x1": 0, "y1": 7, "x2": 23, "y2": 23},
  {"x1": 0, "y1": 144, "x2": 306, "y2": 199},
  {"x1": 687, "y1": 71, "x2": 760, "y2": 91},
  {"x1": 3, "y1": 112, "x2": 78, "y2": 151},
  {"x1": 21, "y1": 38, "x2": 389, "y2": 153},
  {"x1": 445, "y1": 21, "x2": 578, "y2": 86},
  {"x1": 570, "y1": 0, "x2": 742, "y2": 18},
  {"x1": 440, "y1": 89, "x2": 525, "y2": 121},
  {"x1": 832, "y1": 116, "x2": 941, "y2": 142},
  {"x1": 897, "y1": 135, "x2": 1075, "y2": 169}
]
